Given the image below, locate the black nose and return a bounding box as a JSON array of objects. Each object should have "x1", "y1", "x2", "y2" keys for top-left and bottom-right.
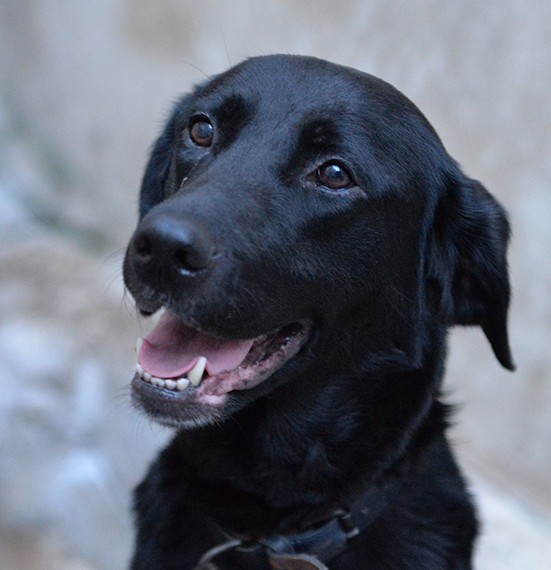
[{"x1": 130, "y1": 213, "x2": 216, "y2": 278}]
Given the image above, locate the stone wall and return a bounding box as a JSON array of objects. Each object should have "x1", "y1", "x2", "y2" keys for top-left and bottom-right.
[{"x1": 1, "y1": 1, "x2": 550, "y2": 568}]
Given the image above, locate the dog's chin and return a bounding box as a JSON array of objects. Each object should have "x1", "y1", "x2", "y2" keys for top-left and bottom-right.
[{"x1": 130, "y1": 315, "x2": 311, "y2": 429}]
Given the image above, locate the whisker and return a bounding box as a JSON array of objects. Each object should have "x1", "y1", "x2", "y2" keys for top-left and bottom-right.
[
  {"x1": 221, "y1": 27, "x2": 232, "y2": 68},
  {"x1": 181, "y1": 59, "x2": 209, "y2": 79}
]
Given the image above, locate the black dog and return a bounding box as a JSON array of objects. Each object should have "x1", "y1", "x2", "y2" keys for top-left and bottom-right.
[{"x1": 123, "y1": 55, "x2": 513, "y2": 569}]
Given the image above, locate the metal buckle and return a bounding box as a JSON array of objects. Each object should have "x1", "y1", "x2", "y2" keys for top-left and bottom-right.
[
  {"x1": 333, "y1": 508, "x2": 360, "y2": 540},
  {"x1": 197, "y1": 538, "x2": 243, "y2": 566},
  {"x1": 269, "y1": 553, "x2": 330, "y2": 570}
]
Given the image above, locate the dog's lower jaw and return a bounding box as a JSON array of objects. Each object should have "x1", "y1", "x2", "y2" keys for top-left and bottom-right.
[
  {"x1": 131, "y1": 374, "x2": 227, "y2": 429},
  {"x1": 131, "y1": 319, "x2": 312, "y2": 429},
  {"x1": 159, "y1": 415, "x2": 221, "y2": 431}
]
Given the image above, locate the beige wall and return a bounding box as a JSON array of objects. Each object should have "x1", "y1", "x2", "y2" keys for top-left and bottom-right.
[{"x1": 1, "y1": 1, "x2": 550, "y2": 568}]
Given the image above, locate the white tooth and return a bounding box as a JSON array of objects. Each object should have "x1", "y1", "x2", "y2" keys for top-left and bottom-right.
[
  {"x1": 176, "y1": 378, "x2": 189, "y2": 391},
  {"x1": 152, "y1": 376, "x2": 163, "y2": 387},
  {"x1": 136, "y1": 363, "x2": 144, "y2": 375},
  {"x1": 151, "y1": 308, "x2": 165, "y2": 326},
  {"x1": 143, "y1": 372, "x2": 152, "y2": 382},
  {"x1": 135, "y1": 338, "x2": 143, "y2": 354},
  {"x1": 165, "y1": 379, "x2": 176, "y2": 390},
  {"x1": 188, "y1": 356, "x2": 207, "y2": 387}
]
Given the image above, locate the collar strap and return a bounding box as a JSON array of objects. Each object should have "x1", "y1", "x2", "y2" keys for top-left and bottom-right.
[{"x1": 198, "y1": 475, "x2": 404, "y2": 569}]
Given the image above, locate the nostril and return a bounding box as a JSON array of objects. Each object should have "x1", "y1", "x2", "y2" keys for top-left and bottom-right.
[
  {"x1": 172, "y1": 246, "x2": 209, "y2": 274},
  {"x1": 131, "y1": 213, "x2": 215, "y2": 277},
  {"x1": 134, "y1": 233, "x2": 154, "y2": 259}
]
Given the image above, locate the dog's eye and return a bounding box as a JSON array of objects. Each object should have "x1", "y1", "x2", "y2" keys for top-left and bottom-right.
[
  {"x1": 315, "y1": 161, "x2": 355, "y2": 191},
  {"x1": 188, "y1": 117, "x2": 214, "y2": 147}
]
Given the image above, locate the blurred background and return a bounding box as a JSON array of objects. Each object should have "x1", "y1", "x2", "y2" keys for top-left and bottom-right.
[{"x1": 1, "y1": 1, "x2": 550, "y2": 568}]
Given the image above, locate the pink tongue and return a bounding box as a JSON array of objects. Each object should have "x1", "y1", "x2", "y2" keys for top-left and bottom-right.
[{"x1": 138, "y1": 311, "x2": 255, "y2": 378}]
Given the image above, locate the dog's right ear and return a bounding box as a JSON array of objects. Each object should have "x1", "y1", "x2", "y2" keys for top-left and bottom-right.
[
  {"x1": 138, "y1": 96, "x2": 193, "y2": 219},
  {"x1": 139, "y1": 135, "x2": 171, "y2": 219},
  {"x1": 139, "y1": 113, "x2": 177, "y2": 219}
]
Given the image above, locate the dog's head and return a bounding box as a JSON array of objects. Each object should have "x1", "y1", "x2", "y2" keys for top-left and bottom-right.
[{"x1": 123, "y1": 55, "x2": 513, "y2": 428}]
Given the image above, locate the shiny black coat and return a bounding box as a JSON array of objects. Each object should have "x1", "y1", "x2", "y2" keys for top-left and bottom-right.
[{"x1": 124, "y1": 55, "x2": 513, "y2": 569}]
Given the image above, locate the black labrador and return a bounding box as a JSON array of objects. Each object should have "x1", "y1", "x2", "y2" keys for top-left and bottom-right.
[{"x1": 123, "y1": 55, "x2": 513, "y2": 569}]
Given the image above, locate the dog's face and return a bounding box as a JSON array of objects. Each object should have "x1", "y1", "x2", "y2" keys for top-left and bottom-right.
[{"x1": 123, "y1": 55, "x2": 513, "y2": 428}]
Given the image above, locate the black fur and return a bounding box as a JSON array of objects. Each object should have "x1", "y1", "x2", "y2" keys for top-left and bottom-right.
[{"x1": 123, "y1": 55, "x2": 513, "y2": 569}]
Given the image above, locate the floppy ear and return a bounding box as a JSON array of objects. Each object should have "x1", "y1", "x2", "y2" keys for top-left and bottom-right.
[
  {"x1": 430, "y1": 175, "x2": 514, "y2": 370},
  {"x1": 138, "y1": 95, "x2": 195, "y2": 219},
  {"x1": 139, "y1": 122, "x2": 174, "y2": 219}
]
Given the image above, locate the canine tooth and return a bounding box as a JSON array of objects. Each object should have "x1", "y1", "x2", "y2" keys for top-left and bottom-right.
[
  {"x1": 136, "y1": 363, "x2": 144, "y2": 375},
  {"x1": 143, "y1": 371, "x2": 152, "y2": 382},
  {"x1": 165, "y1": 379, "x2": 176, "y2": 390},
  {"x1": 188, "y1": 356, "x2": 207, "y2": 387},
  {"x1": 135, "y1": 338, "x2": 143, "y2": 354},
  {"x1": 176, "y1": 378, "x2": 189, "y2": 391}
]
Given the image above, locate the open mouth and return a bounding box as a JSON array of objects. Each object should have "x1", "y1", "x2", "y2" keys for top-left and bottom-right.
[{"x1": 132, "y1": 310, "x2": 311, "y2": 413}]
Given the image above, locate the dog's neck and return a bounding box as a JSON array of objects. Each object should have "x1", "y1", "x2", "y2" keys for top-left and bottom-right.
[{"x1": 169, "y1": 361, "x2": 444, "y2": 536}]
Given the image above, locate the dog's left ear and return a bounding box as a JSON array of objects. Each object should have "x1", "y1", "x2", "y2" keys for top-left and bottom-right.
[{"x1": 430, "y1": 175, "x2": 514, "y2": 370}]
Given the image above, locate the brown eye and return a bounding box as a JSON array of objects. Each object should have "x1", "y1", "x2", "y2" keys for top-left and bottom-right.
[
  {"x1": 189, "y1": 117, "x2": 214, "y2": 147},
  {"x1": 316, "y1": 161, "x2": 354, "y2": 190}
]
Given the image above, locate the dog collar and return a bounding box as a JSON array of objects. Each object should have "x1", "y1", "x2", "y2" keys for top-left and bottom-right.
[{"x1": 197, "y1": 474, "x2": 404, "y2": 570}]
